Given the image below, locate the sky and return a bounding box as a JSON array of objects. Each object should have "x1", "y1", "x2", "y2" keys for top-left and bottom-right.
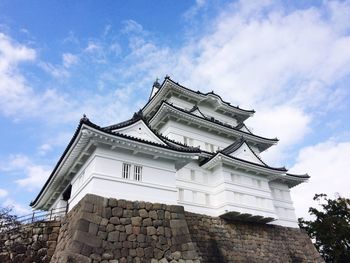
[{"x1": 0, "y1": 0, "x2": 349, "y2": 219}]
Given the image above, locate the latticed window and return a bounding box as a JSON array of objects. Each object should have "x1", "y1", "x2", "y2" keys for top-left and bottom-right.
[
  {"x1": 122, "y1": 163, "x2": 131, "y2": 179},
  {"x1": 134, "y1": 165, "x2": 142, "y2": 181}
]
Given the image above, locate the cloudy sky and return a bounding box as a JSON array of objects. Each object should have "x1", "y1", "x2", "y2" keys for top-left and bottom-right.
[{"x1": 0, "y1": 0, "x2": 349, "y2": 219}]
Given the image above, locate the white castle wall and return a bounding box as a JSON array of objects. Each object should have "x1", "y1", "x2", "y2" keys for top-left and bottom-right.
[{"x1": 67, "y1": 148, "x2": 178, "y2": 210}]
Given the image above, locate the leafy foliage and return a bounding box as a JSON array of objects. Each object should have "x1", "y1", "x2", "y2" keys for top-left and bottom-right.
[
  {"x1": 298, "y1": 194, "x2": 350, "y2": 263},
  {"x1": 0, "y1": 207, "x2": 20, "y2": 232}
]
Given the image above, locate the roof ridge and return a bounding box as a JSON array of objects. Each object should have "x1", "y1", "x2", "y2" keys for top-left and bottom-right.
[
  {"x1": 165, "y1": 77, "x2": 255, "y2": 114},
  {"x1": 201, "y1": 151, "x2": 287, "y2": 172}
]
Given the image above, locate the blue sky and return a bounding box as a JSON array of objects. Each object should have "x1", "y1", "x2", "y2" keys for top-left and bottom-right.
[{"x1": 0, "y1": 0, "x2": 349, "y2": 218}]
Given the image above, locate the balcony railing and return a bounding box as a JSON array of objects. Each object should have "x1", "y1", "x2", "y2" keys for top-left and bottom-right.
[{"x1": 0, "y1": 206, "x2": 67, "y2": 233}]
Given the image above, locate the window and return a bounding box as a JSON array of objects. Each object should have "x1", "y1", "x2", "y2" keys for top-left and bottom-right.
[
  {"x1": 134, "y1": 165, "x2": 142, "y2": 181},
  {"x1": 205, "y1": 194, "x2": 210, "y2": 205},
  {"x1": 122, "y1": 163, "x2": 131, "y2": 179},
  {"x1": 252, "y1": 178, "x2": 262, "y2": 188},
  {"x1": 123, "y1": 163, "x2": 142, "y2": 181},
  {"x1": 178, "y1": 189, "x2": 184, "y2": 201},
  {"x1": 231, "y1": 173, "x2": 241, "y2": 183},
  {"x1": 192, "y1": 191, "x2": 197, "y2": 202}
]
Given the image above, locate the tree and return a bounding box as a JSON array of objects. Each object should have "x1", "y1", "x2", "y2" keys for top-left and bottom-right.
[
  {"x1": 298, "y1": 193, "x2": 350, "y2": 263},
  {"x1": 0, "y1": 206, "x2": 20, "y2": 232}
]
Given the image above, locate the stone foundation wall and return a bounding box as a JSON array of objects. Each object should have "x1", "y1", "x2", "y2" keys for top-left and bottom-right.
[
  {"x1": 0, "y1": 220, "x2": 60, "y2": 263},
  {"x1": 185, "y1": 212, "x2": 324, "y2": 263},
  {"x1": 51, "y1": 194, "x2": 200, "y2": 263},
  {"x1": 0, "y1": 194, "x2": 323, "y2": 263}
]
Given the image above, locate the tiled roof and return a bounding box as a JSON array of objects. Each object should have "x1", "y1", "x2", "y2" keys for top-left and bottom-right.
[
  {"x1": 151, "y1": 101, "x2": 278, "y2": 143},
  {"x1": 142, "y1": 76, "x2": 255, "y2": 116},
  {"x1": 30, "y1": 115, "x2": 201, "y2": 207},
  {"x1": 200, "y1": 150, "x2": 287, "y2": 172}
]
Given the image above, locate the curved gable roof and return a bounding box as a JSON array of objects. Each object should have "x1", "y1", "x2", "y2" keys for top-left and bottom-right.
[{"x1": 143, "y1": 76, "x2": 254, "y2": 122}]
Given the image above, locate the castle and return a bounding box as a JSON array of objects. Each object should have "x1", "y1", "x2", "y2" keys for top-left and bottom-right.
[{"x1": 30, "y1": 77, "x2": 308, "y2": 228}]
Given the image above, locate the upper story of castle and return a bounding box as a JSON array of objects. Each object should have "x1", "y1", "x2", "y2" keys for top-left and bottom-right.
[{"x1": 142, "y1": 76, "x2": 278, "y2": 154}]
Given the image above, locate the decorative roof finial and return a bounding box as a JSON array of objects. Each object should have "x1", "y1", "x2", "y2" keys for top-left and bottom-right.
[
  {"x1": 81, "y1": 114, "x2": 89, "y2": 123},
  {"x1": 165, "y1": 74, "x2": 170, "y2": 79},
  {"x1": 153, "y1": 78, "x2": 161, "y2": 89}
]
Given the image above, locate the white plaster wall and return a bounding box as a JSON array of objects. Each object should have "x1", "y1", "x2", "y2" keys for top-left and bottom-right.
[
  {"x1": 269, "y1": 181, "x2": 298, "y2": 227},
  {"x1": 68, "y1": 147, "x2": 178, "y2": 210},
  {"x1": 198, "y1": 104, "x2": 238, "y2": 127},
  {"x1": 159, "y1": 121, "x2": 233, "y2": 152},
  {"x1": 112, "y1": 121, "x2": 165, "y2": 145},
  {"x1": 230, "y1": 143, "x2": 263, "y2": 164},
  {"x1": 167, "y1": 97, "x2": 194, "y2": 111},
  {"x1": 166, "y1": 96, "x2": 240, "y2": 127}
]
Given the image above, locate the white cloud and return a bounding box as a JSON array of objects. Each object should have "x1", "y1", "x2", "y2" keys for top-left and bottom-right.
[
  {"x1": 0, "y1": 154, "x2": 50, "y2": 190},
  {"x1": 3, "y1": 198, "x2": 31, "y2": 215},
  {"x1": 15, "y1": 165, "x2": 50, "y2": 190},
  {"x1": 62, "y1": 53, "x2": 78, "y2": 68},
  {"x1": 37, "y1": 144, "x2": 52, "y2": 156},
  {"x1": 290, "y1": 140, "x2": 350, "y2": 219},
  {"x1": 246, "y1": 105, "x2": 311, "y2": 164},
  {"x1": 84, "y1": 41, "x2": 101, "y2": 53},
  {"x1": 0, "y1": 189, "x2": 8, "y2": 198},
  {"x1": 122, "y1": 20, "x2": 144, "y2": 35}
]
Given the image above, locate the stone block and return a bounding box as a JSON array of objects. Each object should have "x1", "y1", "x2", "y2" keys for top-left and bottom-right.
[
  {"x1": 82, "y1": 202, "x2": 94, "y2": 213},
  {"x1": 74, "y1": 230, "x2": 102, "y2": 248},
  {"x1": 112, "y1": 207, "x2": 123, "y2": 217},
  {"x1": 136, "y1": 247, "x2": 144, "y2": 257},
  {"x1": 143, "y1": 218, "x2": 153, "y2": 227},
  {"x1": 89, "y1": 223, "x2": 99, "y2": 235},
  {"x1": 103, "y1": 207, "x2": 112, "y2": 219},
  {"x1": 107, "y1": 231, "x2": 120, "y2": 242},
  {"x1": 145, "y1": 202, "x2": 153, "y2": 210},
  {"x1": 120, "y1": 218, "x2": 131, "y2": 225},
  {"x1": 118, "y1": 200, "x2": 127, "y2": 208},
  {"x1": 106, "y1": 223, "x2": 115, "y2": 232},
  {"x1": 77, "y1": 211, "x2": 102, "y2": 225},
  {"x1": 170, "y1": 220, "x2": 188, "y2": 230},
  {"x1": 137, "y1": 234, "x2": 146, "y2": 243},
  {"x1": 110, "y1": 217, "x2": 120, "y2": 225},
  {"x1": 108, "y1": 198, "x2": 118, "y2": 207},
  {"x1": 164, "y1": 211, "x2": 171, "y2": 220},
  {"x1": 133, "y1": 226, "x2": 141, "y2": 235},
  {"x1": 144, "y1": 247, "x2": 154, "y2": 258},
  {"x1": 149, "y1": 210, "x2": 158, "y2": 220},
  {"x1": 182, "y1": 250, "x2": 197, "y2": 260},
  {"x1": 128, "y1": 234, "x2": 137, "y2": 242},
  {"x1": 100, "y1": 218, "x2": 109, "y2": 226},
  {"x1": 125, "y1": 224, "x2": 133, "y2": 235},
  {"x1": 147, "y1": 226, "x2": 157, "y2": 236},
  {"x1": 153, "y1": 220, "x2": 163, "y2": 227},
  {"x1": 81, "y1": 244, "x2": 93, "y2": 257},
  {"x1": 154, "y1": 248, "x2": 164, "y2": 259},
  {"x1": 116, "y1": 225, "x2": 125, "y2": 232},
  {"x1": 102, "y1": 252, "x2": 113, "y2": 260},
  {"x1": 119, "y1": 232, "x2": 127, "y2": 242},
  {"x1": 97, "y1": 231, "x2": 107, "y2": 240},
  {"x1": 139, "y1": 209, "x2": 148, "y2": 218},
  {"x1": 131, "y1": 217, "x2": 142, "y2": 226},
  {"x1": 123, "y1": 210, "x2": 133, "y2": 218},
  {"x1": 168, "y1": 205, "x2": 184, "y2": 214},
  {"x1": 172, "y1": 251, "x2": 181, "y2": 260}
]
